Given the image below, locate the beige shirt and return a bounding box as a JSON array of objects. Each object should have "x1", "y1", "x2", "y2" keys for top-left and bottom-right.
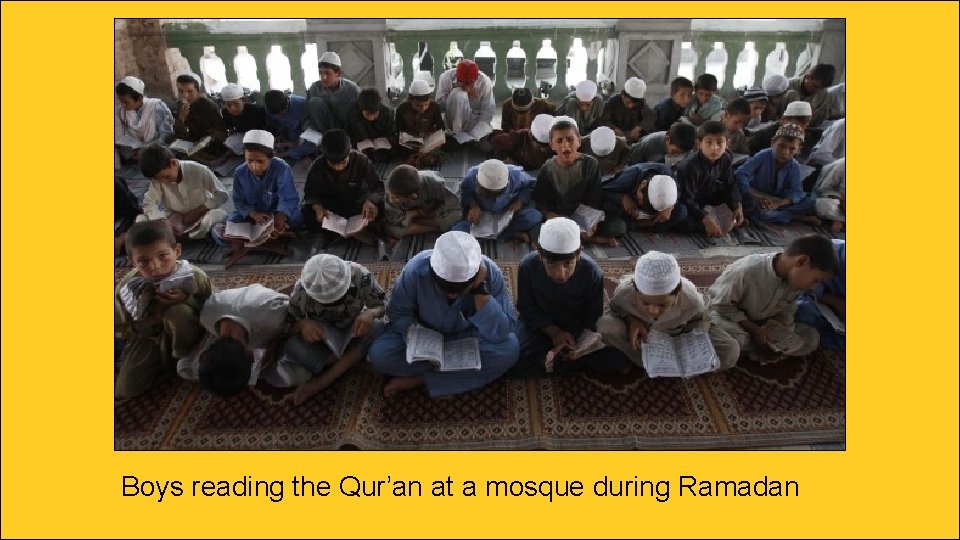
[
  {"x1": 607, "y1": 276, "x2": 709, "y2": 335},
  {"x1": 706, "y1": 253, "x2": 799, "y2": 329},
  {"x1": 142, "y1": 160, "x2": 229, "y2": 219}
]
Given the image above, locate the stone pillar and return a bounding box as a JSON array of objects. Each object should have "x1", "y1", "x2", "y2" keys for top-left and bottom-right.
[
  {"x1": 305, "y1": 19, "x2": 388, "y2": 91},
  {"x1": 818, "y1": 19, "x2": 845, "y2": 83},
  {"x1": 614, "y1": 19, "x2": 692, "y2": 103},
  {"x1": 114, "y1": 19, "x2": 176, "y2": 100}
]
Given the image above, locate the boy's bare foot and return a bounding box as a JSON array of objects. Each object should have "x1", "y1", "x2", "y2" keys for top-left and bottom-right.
[
  {"x1": 383, "y1": 376, "x2": 425, "y2": 398},
  {"x1": 590, "y1": 235, "x2": 619, "y2": 248}
]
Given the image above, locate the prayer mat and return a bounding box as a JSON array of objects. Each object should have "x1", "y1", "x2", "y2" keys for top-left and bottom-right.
[{"x1": 115, "y1": 258, "x2": 845, "y2": 450}]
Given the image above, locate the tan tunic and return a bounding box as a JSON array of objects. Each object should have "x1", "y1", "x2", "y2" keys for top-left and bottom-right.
[
  {"x1": 141, "y1": 161, "x2": 229, "y2": 219},
  {"x1": 706, "y1": 253, "x2": 799, "y2": 329},
  {"x1": 607, "y1": 276, "x2": 708, "y2": 334}
]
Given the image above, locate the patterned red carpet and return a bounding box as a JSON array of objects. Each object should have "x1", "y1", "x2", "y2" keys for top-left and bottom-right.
[{"x1": 115, "y1": 259, "x2": 845, "y2": 450}]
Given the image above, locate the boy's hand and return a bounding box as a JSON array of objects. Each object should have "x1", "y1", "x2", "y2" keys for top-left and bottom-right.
[
  {"x1": 154, "y1": 288, "x2": 187, "y2": 307},
  {"x1": 361, "y1": 200, "x2": 379, "y2": 221},
  {"x1": 732, "y1": 204, "x2": 745, "y2": 227},
  {"x1": 703, "y1": 215, "x2": 722, "y2": 237},
  {"x1": 507, "y1": 198, "x2": 523, "y2": 213},
  {"x1": 352, "y1": 311, "x2": 375, "y2": 338},
  {"x1": 250, "y1": 211, "x2": 271, "y2": 225},
  {"x1": 184, "y1": 206, "x2": 209, "y2": 225},
  {"x1": 629, "y1": 126, "x2": 641, "y2": 140},
  {"x1": 297, "y1": 320, "x2": 326, "y2": 344},
  {"x1": 312, "y1": 204, "x2": 327, "y2": 221},
  {"x1": 653, "y1": 206, "x2": 673, "y2": 224},
  {"x1": 177, "y1": 101, "x2": 190, "y2": 121},
  {"x1": 750, "y1": 326, "x2": 773, "y2": 351},
  {"x1": 622, "y1": 194, "x2": 638, "y2": 217},
  {"x1": 467, "y1": 205, "x2": 482, "y2": 224},
  {"x1": 469, "y1": 263, "x2": 488, "y2": 291},
  {"x1": 627, "y1": 318, "x2": 650, "y2": 350},
  {"x1": 272, "y1": 212, "x2": 288, "y2": 235}
]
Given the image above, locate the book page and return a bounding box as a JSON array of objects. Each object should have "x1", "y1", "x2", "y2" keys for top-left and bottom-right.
[
  {"x1": 675, "y1": 328, "x2": 720, "y2": 377},
  {"x1": 574, "y1": 330, "x2": 605, "y2": 358},
  {"x1": 816, "y1": 301, "x2": 846, "y2": 334},
  {"x1": 373, "y1": 137, "x2": 392, "y2": 150},
  {"x1": 345, "y1": 215, "x2": 369, "y2": 236},
  {"x1": 321, "y1": 212, "x2": 348, "y2": 235},
  {"x1": 763, "y1": 320, "x2": 804, "y2": 353},
  {"x1": 320, "y1": 322, "x2": 354, "y2": 359},
  {"x1": 187, "y1": 136, "x2": 212, "y2": 156},
  {"x1": 224, "y1": 133, "x2": 244, "y2": 155},
  {"x1": 406, "y1": 325, "x2": 444, "y2": 364},
  {"x1": 453, "y1": 131, "x2": 475, "y2": 144},
  {"x1": 300, "y1": 128, "x2": 322, "y2": 145},
  {"x1": 797, "y1": 163, "x2": 816, "y2": 180},
  {"x1": 470, "y1": 210, "x2": 513, "y2": 239},
  {"x1": 705, "y1": 204, "x2": 734, "y2": 234},
  {"x1": 572, "y1": 204, "x2": 605, "y2": 233},
  {"x1": 641, "y1": 330, "x2": 683, "y2": 377},
  {"x1": 169, "y1": 139, "x2": 193, "y2": 153},
  {"x1": 356, "y1": 139, "x2": 375, "y2": 152},
  {"x1": 158, "y1": 266, "x2": 198, "y2": 295},
  {"x1": 422, "y1": 130, "x2": 445, "y2": 153},
  {"x1": 224, "y1": 220, "x2": 254, "y2": 239},
  {"x1": 248, "y1": 349, "x2": 264, "y2": 386},
  {"x1": 440, "y1": 337, "x2": 481, "y2": 372},
  {"x1": 116, "y1": 134, "x2": 143, "y2": 149},
  {"x1": 399, "y1": 132, "x2": 424, "y2": 149},
  {"x1": 731, "y1": 153, "x2": 750, "y2": 165}
]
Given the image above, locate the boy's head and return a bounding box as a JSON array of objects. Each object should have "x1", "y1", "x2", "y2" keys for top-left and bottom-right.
[
  {"x1": 743, "y1": 87, "x2": 768, "y2": 117},
  {"x1": 301, "y1": 254, "x2": 352, "y2": 304},
  {"x1": 242, "y1": 130, "x2": 275, "y2": 176},
  {"x1": 632, "y1": 251, "x2": 683, "y2": 320},
  {"x1": 263, "y1": 90, "x2": 289, "y2": 115},
  {"x1": 548, "y1": 118, "x2": 581, "y2": 166},
  {"x1": 664, "y1": 122, "x2": 697, "y2": 155},
  {"x1": 645, "y1": 174, "x2": 678, "y2": 212},
  {"x1": 511, "y1": 87, "x2": 534, "y2": 111},
  {"x1": 116, "y1": 76, "x2": 145, "y2": 110},
  {"x1": 722, "y1": 98, "x2": 752, "y2": 132},
  {"x1": 574, "y1": 80, "x2": 598, "y2": 111},
  {"x1": 320, "y1": 129, "x2": 352, "y2": 170},
  {"x1": 139, "y1": 145, "x2": 179, "y2": 183},
  {"x1": 318, "y1": 51, "x2": 343, "y2": 89},
  {"x1": 781, "y1": 101, "x2": 813, "y2": 129},
  {"x1": 429, "y1": 231, "x2": 483, "y2": 299},
  {"x1": 358, "y1": 87, "x2": 382, "y2": 120},
  {"x1": 455, "y1": 60, "x2": 481, "y2": 92},
  {"x1": 621, "y1": 77, "x2": 647, "y2": 109},
  {"x1": 802, "y1": 64, "x2": 836, "y2": 95},
  {"x1": 669, "y1": 76, "x2": 694, "y2": 108},
  {"x1": 771, "y1": 124, "x2": 804, "y2": 163},
  {"x1": 530, "y1": 114, "x2": 555, "y2": 146},
  {"x1": 175, "y1": 73, "x2": 202, "y2": 104},
  {"x1": 221, "y1": 83, "x2": 246, "y2": 116},
  {"x1": 199, "y1": 335, "x2": 250, "y2": 397},
  {"x1": 694, "y1": 74, "x2": 718, "y2": 105},
  {"x1": 762, "y1": 74, "x2": 790, "y2": 98},
  {"x1": 407, "y1": 79, "x2": 433, "y2": 112},
  {"x1": 476, "y1": 159, "x2": 509, "y2": 199},
  {"x1": 386, "y1": 164, "x2": 422, "y2": 205},
  {"x1": 696, "y1": 120, "x2": 728, "y2": 162},
  {"x1": 781, "y1": 235, "x2": 837, "y2": 291},
  {"x1": 589, "y1": 126, "x2": 617, "y2": 157},
  {"x1": 125, "y1": 220, "x2": 181, "y2": 281},
  {"x1": 537, "y1": 218, "x2": 582, "y2": 284}
]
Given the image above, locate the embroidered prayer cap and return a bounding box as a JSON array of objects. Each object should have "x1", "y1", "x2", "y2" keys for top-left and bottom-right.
[
  {"x1": 409, "y1": 79, "x2": 431, "y2": 97},
  {"x1": 623, "y1": 77, "x2": 647, "y2": 99},
  {"x1": 647, "y1": 175, "x2": 678, "y2": 211},
  {"x1": 512, "y1": 87, "x2": 534, "y2": 110},
  {"x1": 743, "y1": 87, "x2": 768, "y2": 102},
  {"x1": 319, "y1": 51, "x2": 342, "y2": 67},
  {"x1": 119, "y1": 76, "x2": 145, "y2": 94},
  {"x1": 783, "y1": 100, "x2": 813, "y2": 117},
  {"x1": 301, "y1": 254, "x2": 352, "y2": 304},
  {"x1": 633, "y1": 251, "x2": 682, "y2": 296},
  {"x1": 589, "y1": 126, "x2": 616, "y2": 156},
  {"x1": 220, "y1": 83, "x2": 244, "y2": 101},
  {"x1": 243, "y1": 129, "x2": 275, "y2": 148},
  {"x1": 477, "y1": 159, "x2": 509, "y2": 190},
  {"x1": 538, "y1": 217, "x2": 581, "y2": 254},
  {"x1": 456, "y1": 60, "x2": 480, "y2": 84},
  {"x1": 774, "y1": 123, "x2": 805, "y2": 142},
  {"x1": 575, "y1": 79, "x2": 598, "y2": 102},
  {"x1": 431, "y1": 231, "x2": 482, "y2": 283},
  {"x1": 762, "y1": 74, "x2": 789, "y2": 96},
  {"x1": 531, "y1": 114, "x2": 555, "y2": 143}
]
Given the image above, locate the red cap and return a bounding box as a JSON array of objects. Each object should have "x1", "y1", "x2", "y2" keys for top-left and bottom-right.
[{"x1": 456, "y1": 60, "x2": 480, "y2": 83}]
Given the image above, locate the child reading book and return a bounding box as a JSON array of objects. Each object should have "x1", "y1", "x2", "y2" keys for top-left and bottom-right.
[{"x1": 452, "y1": 159, "x2": 541, "y2": 243}]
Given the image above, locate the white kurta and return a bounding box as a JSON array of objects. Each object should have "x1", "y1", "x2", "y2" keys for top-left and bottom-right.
[{"x1": 139, "y1": 160, "x2": 229, "y2": 238}]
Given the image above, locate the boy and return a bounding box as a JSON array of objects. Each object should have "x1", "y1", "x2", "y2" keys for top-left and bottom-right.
[
  {"x1": 581, "y1": 125, "x2": 630, "y2": 177},
  {"x1": 500, "y1": 86, "x2": 554, "y2": 132},
  {"x1": 491, "y1": 112, "x2": 555, "y2": 170},
  {"x1": 172, "y1": 73, "x2": 227, "y2": 154},
  {"x1": 602, "y1": 164, "x2": 687, "y2": 233},
  {"x1": 761, "y1": 74, "x2": 789, "y2": 123},
  {"x1": 652, "y1": 76, "x2": 694, "y2": 132},
  {"x1": 707, "y1": 234, "x2": 837, "y2": 361},
  {"x1": 533, "y1": 118, "x2": 618, "y2": 247},
  {"x1": 737, "y1": 124, "x2": 818, "y2": 225},
  {"x1": 795, "y1": 239, "x2": 845, "y2": 351},
  {"x1": 368, "y1": 231, "x2": 519, "y2": 397},
  {"x1": 264, "y1": 89, "x2": 318, "y2": 162},
  {"x1": 383, "y1": 164, "x2": 461, "y2": 242},
  {"x1": 812, "y1": 157, "x2": 845, "y2": 232},
  {"x1": 284, "y1": 254, "x2": 387, "y2": 405},
  {"x1": 395, "y1": 79, "x2": 445, "y2": 167},
  {"x1": 807, "y1": 117, "x2": 845, "y2": 167},
  {"x1": 598, "y1": 77, "x2": 655, "y2": 143},
  {"x1": 138, "y1": 145, "x2": 230, "y2": 240},
  {"x1": 301, "y1": 129, "x2": 383, "y2": 243},
  {"x1": 781, "y1": 63, "x2": 836, "y2": 127},
  {"x1": 510, "y1": 218, "x2": 632, "y2": 377},
  {"x1": 685, "y1": 74, "x2": 725, "y2": 126},
  {"x1": 346, "y1": 87, "x2": 396, "y2": 162},
  {"x1": 554, "y1": 80, "x2": 605, "y2": 135},
  {"x1": 597, "y1": 251, "x2": 740, "y2": 370},
  {"x1": 306, "y1": 51, "x2": 360, "y2": 133},
  {"x1": 626, "y1": 122, "x2": 697, "y2": 167},
  {"x1": 115, "y1": 76, "x2": 174, "y2": 159},
  {"x1": 220, "y1": 83, "x2": 267, "y2": 134},
  {"x1": 115, "y1": 176, "x2": 142, "y2": 255},
  {"x1": 434, "y1": 59, "x2": 496, "y2": 143},
  {"x1": 452, "y1": 158, "x2": 541, "y2": 242},
  {"x1": 748, "y1": 100, "x2": 812, "y2": 155},
  {"x1": 721, "y1": 98, "x2": 753, "y2": 156},
  {"x1": 742, "y1": 87, "x2": 768, "y2": 129},
  {"x1": 115, "y1": 220, "x2": 211, "y2": 398},
  {"x1": 674, "y1": 121, "x2": 745, "y2": 237}
]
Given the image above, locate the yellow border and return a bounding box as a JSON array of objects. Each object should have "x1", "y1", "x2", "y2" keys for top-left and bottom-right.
[{"x1": 2, "y1": 3, "x2": 958, "y2": 538}]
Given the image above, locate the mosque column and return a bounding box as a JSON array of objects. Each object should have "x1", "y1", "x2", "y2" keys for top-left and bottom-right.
[{"x1": 614, "y1": 19, "x2": 692, "y2": 104}]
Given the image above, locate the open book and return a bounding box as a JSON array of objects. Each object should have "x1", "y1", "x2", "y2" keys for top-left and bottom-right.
[
  {"x1": 224, "y1": 218, "x2": 274, "y2": 246},
  {"x1": 731, "y1": 153, "x2": 750, "y2": 166},
  {"x1": 357, "y1": 137, "x2": 392, "y2": 152},
  {"x1": 571, "y1": 204, "x2": 605, "y2": 233},
  {"x1": 158, "y1": 261, "x2": 199, "y2": 295},
  {"x1": 641, "y1": 328, "x2": 719, "y2": 378},
  {"x1": 115, "y1": 134, "x2": 144, "y2": 150},
  {"x1": 405, "y1": 324, "x2": 481, "y2": 372},
  {"x1": 544, "y1": 329, "x2": 606, "y2": 373},
  {"x1": 704, "y1": 204, "x2": 735, "y2": 235},
  {"x1": 797, "y1": 163, "x2": 816, "y2": 181},
  {"x1": 169, "y1": 136, "x2": 212, "y2": 157},
  {"x1": 300, "y1": 128, "x2": 323, "y2": 145},
  {"x1": 316, "y1": 322, "x2": 355, "y2": 359},
  {"x1": 322, "y1": 212, "x2": 369, "y2": 237},
  {"x1": 762, "y1": 320, "x2": 805, "y2": 354},
  {"x1": 815, "y1": 301, "x2": 845, "y2": 334},
  {"x1": 470, "y1": 210, "x2": 514, "y2": 239},
  {"x1": 224, "y1": 133, "x2": 245, "y2": 155},
  {"x1": 400, "y1": 130, "x2": 445, "y2": 153}
]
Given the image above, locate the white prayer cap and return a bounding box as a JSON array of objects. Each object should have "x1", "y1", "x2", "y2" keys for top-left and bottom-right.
[
  {"x1": 623, "y1": 77, "x2": 647, "y2": 99},
  {"x1": 590, "y1": 126, "x2": 616, "y2": 156},
  {"x1": 575, "y1": 79, "x2": 598, "y2": 101},
  {"x1": 319, "y1": 51, "x2": 342, "y2": 67},
  {"x1": 633, "y1": 251, "x2": 682, "y2": 296},
  {"x1": 552, "y1": 115, "x2": 578, "y2": 131},
  {"x1": 531, "y1": 114, "x2": 555, "y2": 143},
  {"x1": 220, "y1": 83, "x2": 244, "y2": 101},
  {"x1": 243, "y1": 129, "x2": 274, "y2": 148},
  {"x1": 301, "y1": 254, "x2": 352, "y2": 304},
  {"x1": 119, "y1": 76, "x2": 145, "y2": 94},
  {"x1": 180, "y1": 72, "x2": 202, "y2": 88},
  {"x1": 409, "y1": 79, "x2": 431, "y2": 96},
  {"x1": 647, "y1": 175, "x2": 678, "y2": 211},
  {"x1": 430, "y1": 231, "x2": 482, "y2": 283},
  {"x1": 784, "y1": 100, "x2": 812, "y2": 117},
  {"x1": 477, "y1": 159, "x2": 509, "y2": 190},
  {"x1": 538, "y1": 217, "x2": 581, "y2": 254},
  {"x1": 763, "y1": 74, "x2": 789, "y2": 96}
]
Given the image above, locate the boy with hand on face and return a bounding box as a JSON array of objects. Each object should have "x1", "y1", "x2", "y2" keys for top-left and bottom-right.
[
  {"x1": 172, "y1": 73, "x2": 227, "y2": 155},
  {"x1": 685, "y1": 74, "x2": 725, "y2": 126},
  {"x1": 115, "y1": 75, "x2": 174, "y2": 160}
]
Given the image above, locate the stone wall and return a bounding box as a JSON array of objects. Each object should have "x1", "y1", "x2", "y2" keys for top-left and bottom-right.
[{"x1": 115, "y1": 19, "x2": 176, "y2": 100}]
